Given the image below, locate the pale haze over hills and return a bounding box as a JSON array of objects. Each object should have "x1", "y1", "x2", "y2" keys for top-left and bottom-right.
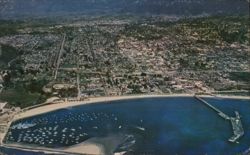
[{"x1": 0, "y1": 0, "x2": 249, "y2": 19}]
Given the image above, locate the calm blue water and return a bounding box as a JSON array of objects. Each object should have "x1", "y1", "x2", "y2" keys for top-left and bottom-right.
[{"x1": 1, "y1": 97, "x2": 250, "y2": 155}]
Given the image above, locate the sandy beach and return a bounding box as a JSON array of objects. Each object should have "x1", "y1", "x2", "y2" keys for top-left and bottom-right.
[
  {"x1": 12, "y1": 94, "x2": 250, "y2": 122},
  {"x1": 64, "y1": 134, "x2": 125, "y2": 155},
  {"x1": 13, "y1": 94, "x2": 191, "y2": 121},
  {"x1": 65, "y1": 142, "x2": 104, "y2": 155},
  {"x1": 1, "y1": 142, "x2": 102, "y2": 155}
]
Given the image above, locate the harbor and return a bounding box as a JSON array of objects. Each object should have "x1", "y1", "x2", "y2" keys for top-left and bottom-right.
[
  {"x1": 0, "y1": 95, "x2": 249, "y2": 155},
  {"x1": 194, "y1": 95, "x2": 244, "y2": 143}
]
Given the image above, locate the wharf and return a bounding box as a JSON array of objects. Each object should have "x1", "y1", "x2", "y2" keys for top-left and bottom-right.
[{"x1": 194, "y1": 95, "x2": 244, "y2": 143}]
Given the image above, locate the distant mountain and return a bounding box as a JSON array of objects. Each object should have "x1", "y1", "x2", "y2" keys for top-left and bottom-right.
[{"x1": 0, "y1": 0, "x2": 249, "y2": 19}]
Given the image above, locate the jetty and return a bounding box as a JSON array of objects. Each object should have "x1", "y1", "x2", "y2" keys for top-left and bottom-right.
[
  {"x1": 228, "y1": 111, "x2": 244, "y2": 143},
  {"x1": 194, "y1": 95, "x2": 244, "y2": 143}
]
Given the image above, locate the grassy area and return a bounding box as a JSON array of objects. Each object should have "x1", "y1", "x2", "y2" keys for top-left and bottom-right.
[
  {"x1": 0, "y1": 45, "x2": 20, "y2": 63},
  {"x1": 0, "y1": 88, "x2": 42, "y2": 108},
  {"x1": 0, "y1": 44, "x2": 21, "y2": 69},
  {"x1": 0, "y1": 78, "x2": 49, "y2": 108},
  {"x1": 229, "y1": 72, "x2": 250, "y2": 82},
  {"x1": 0, "y1": 20, "x2": 22, "y2": 37}
]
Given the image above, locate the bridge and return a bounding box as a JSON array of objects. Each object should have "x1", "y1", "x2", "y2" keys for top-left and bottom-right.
[{"x1": 194, "y1": 95, "x2": 244, "y2": 143}]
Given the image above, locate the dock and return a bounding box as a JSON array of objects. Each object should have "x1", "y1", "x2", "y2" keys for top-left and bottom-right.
[
  {"x1": 194, "y1": 95, "x2": 244, "y2": 143},
  {"x1": 194, "y1": 95, "x2": 230, "y2": 120}
]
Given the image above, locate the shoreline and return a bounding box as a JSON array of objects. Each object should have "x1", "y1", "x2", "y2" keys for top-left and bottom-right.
[
  {"x1": 12, "y1": 94, "x2": 250, "y2": 122},
  {"x1": 1, "y1": 143, "x2": 96, "y2": 155},
  {"x1": 13, "y1": 94, "x2": 194, "y2": 121}
]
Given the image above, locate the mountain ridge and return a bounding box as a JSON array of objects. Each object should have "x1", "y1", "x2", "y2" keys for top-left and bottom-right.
[{"x1": 0, "y1": 0, "x2": 249, "y2": 19}]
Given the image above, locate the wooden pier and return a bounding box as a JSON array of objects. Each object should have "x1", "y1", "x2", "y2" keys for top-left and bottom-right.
[
  {"x1": 194, "y1": 95, "x2": 244, "y2": 143},
  {"x1": 194, "y1": 95, "x2": 230, "y2": 120}
]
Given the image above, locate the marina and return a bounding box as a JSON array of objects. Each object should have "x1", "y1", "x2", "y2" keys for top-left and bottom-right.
[{"x1": 0, "y1": 96, "x2": 249, "y2": 155}]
